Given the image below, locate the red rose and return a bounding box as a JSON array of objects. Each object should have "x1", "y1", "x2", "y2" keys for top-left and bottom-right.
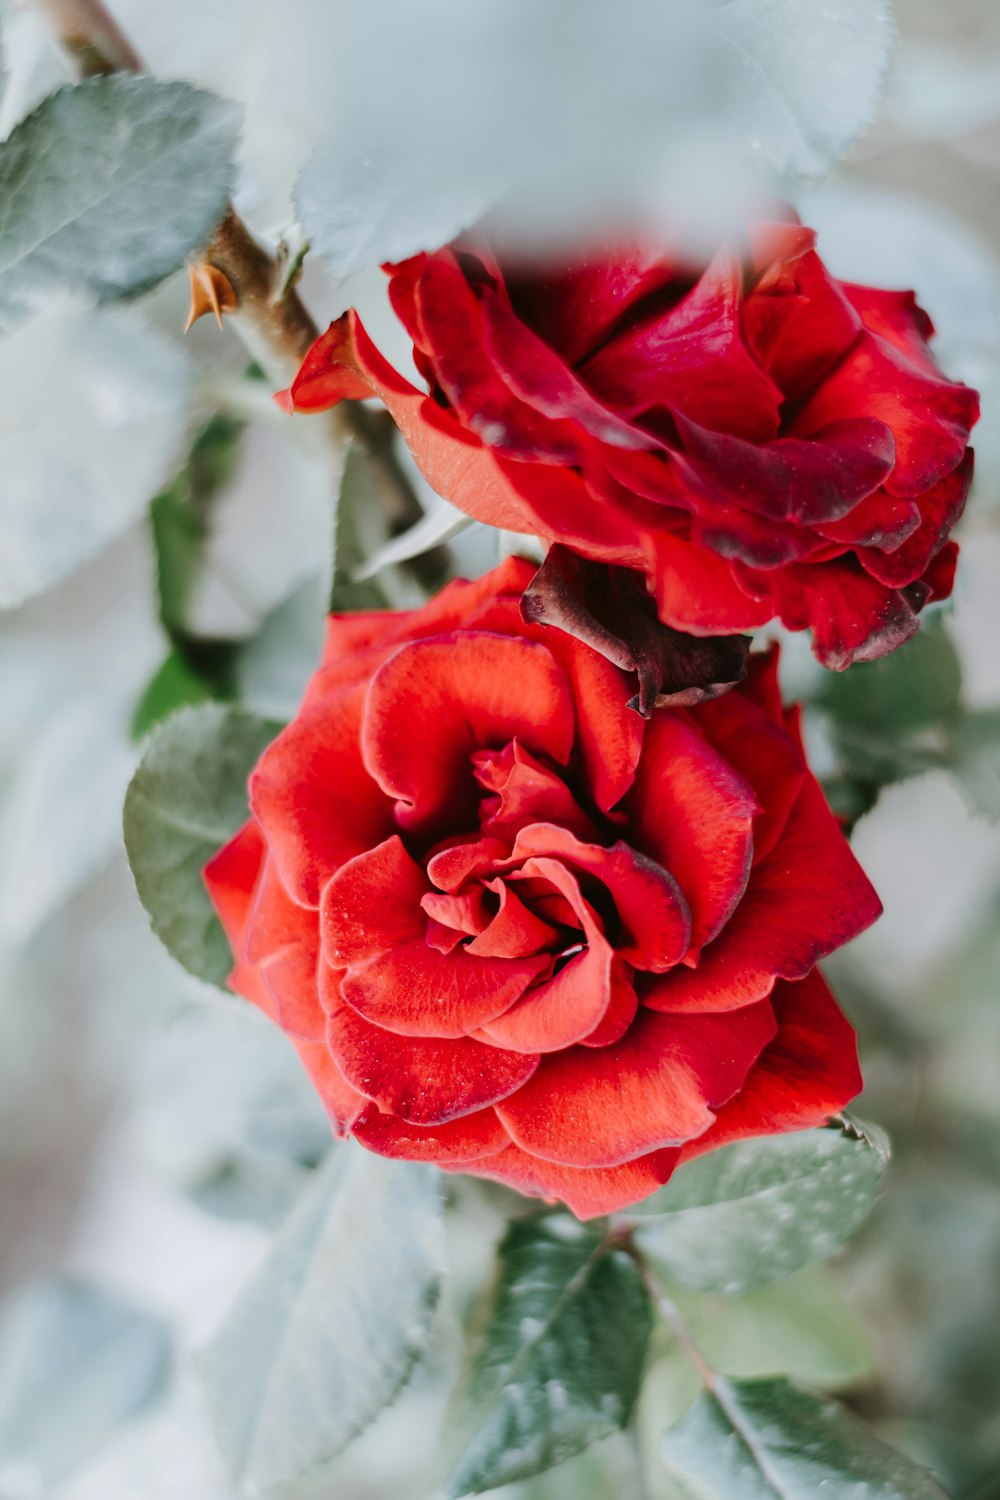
[
  {"x1": 283, "y1": 221, "x2": 979, "y2": 670},
  {"x1": 205, "y1": 558, "x2": 880, "y2": 1218}
]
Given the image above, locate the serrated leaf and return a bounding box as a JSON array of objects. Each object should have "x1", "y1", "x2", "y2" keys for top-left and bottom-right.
[
  {"x1": 0, "y1": 296, "x2": 188, "y2": 609},
  {"x1": 200, "y1": 1148, "x2": 445, "y2": 1497},
  {"x1": 949, "y1": 709, "x2": 1000, "y2": 823},
  {"x1": 0, "y1": 75, "x2": 240, "y2": 327},
  {"x1": 0, "y1": 1277, "x2": 170, "y2": 1490},
  {"x1": 123, "y1": 703, "x2": 281, "y2": 985},
  {"x1": 447, "y1": 1218, "x2": 652, "y2": 1497},
  {"x1": 631, "y1": 1123, "x2": 889, "y2": 1293},
  {"x1": 660, "y1": 1377, "x2": 949, "y2": 1499},
  {"x1": 297, "y1": 0, "x2": 895, "y2": 277}
]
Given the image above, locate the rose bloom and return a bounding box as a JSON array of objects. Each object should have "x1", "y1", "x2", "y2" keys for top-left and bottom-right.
[
  {"x1": 283, "y1": 221, "x2": 979, "y2": 670},
  {"x1": 205, "y1": 559, "x2": 880, "y2": 1218}
]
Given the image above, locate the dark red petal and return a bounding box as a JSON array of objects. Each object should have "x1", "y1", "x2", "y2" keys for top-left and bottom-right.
[
  {"x1": 426, "y1": 836, "x2": 512, "y2": 894},
  {"x1": 360, "y1": 633, "x2": 576, "y2": 837},
  {"x1": 765, "y1": 251, "x2": 861, "y2": 396},
  {"x1": 245, "y1": 858, "x2": 324, "y2": 1041},
  {"x1": 678, "y1": 970, "x2": 861, "y2": 1160},
  {"x1": 796, "y1": 326, "x2": 978, "y2": 499},
  {"x1": 352, "y1": 1103, "x2": 510, "y2": 1162},
  {"x1": 644, "y1": 532, "x2": 773, "y2": 636},
  {"x1": 479, "y1": 288, "x2": 651, "y2": 449},
  {"x1": 580, "y1": 247, "x2": 783, "y2": 442},
  {"x1": 495, "y1": 1002, "x2": 777, "y2": 1168},
  {"x1": 440, "y1": 1140, "x2": 683, "y2": 1219},
  {"x1": 204, "y1": 820, "x2": 265, "y2": 952},
  {"x1": 692, "y1": 688, "x2": 805, "y2": 865},
  {"x1": 858, "y1": 452, "x2": 973, "y2": 588},
  {"x1": 626, "y1": 712, "x2": 756, "y2": 956},
  {"x1": 739, "y1": 556, "x2": 924, "y2": 670},
  {"x1": 677, "y1": 414, "x2": 896, "y2": 525},
  {"x1": 340, "y1": 939, "x2": 549, "y2": 1039},
  {"x1": 477, "y1": 933, "x2": 615, "y2": 1054},
  {"x1": 644, "y1": 774, "x2": 881, "y2": 1013},
  {"x1": 320, "y1": 836, "x2": 428, "y2": 965},
  {"x1": 250, "y1": 683, "x2": 394, "y2": 907},
  {"x1": 416, "y1": 258, "x2": 592, "y2": 465},
  {"x1": 813, "y1": 489, "x2": 920, "y2": 551},
  {"x1": 326, "y1": 1000, "x2": 538, "y2": 1125},
  {"x1": 504, "y1": 246, "x2": 690, "y2": 367}
]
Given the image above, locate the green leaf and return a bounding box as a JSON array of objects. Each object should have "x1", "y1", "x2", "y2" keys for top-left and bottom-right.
[
  {"x1": 151, "y1": 412, "x2": 245, "y2": 637},
  {"x1": 123, "y1": 704, "x2": 281, "y2": 985},
  {"x1": 0, "y1": 75, "x2": 240, "y2": 327},
  {"x1": 660, "y1": 1377, "x2": 949, "y2": 1498},
  {"x1": 631, "y1": 1122, "x2": 889, "y2": 1292},
  {"x1": 446, "y1": 1218, "x2": 652, "y2": 1497},
  {"x1": 130, "y1": 649, "x2": 215, "y2": 741},
  {"x1": 949, "y1": 709, "x2": 1000, "y2": 823},
  {"x1": 816, "y1": 624, "x2": 962, "y2": 790},
  {"x1": 0, "y1": 1277, "x2": 170, "y2": 1489},
  {"x1": 199, "y1": 1148, "x2": 445, "y2": 1497}
]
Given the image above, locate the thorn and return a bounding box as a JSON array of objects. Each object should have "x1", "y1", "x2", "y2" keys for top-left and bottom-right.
[{"x1": 185, "y1": 263, "x2": 238, "y2": 332}]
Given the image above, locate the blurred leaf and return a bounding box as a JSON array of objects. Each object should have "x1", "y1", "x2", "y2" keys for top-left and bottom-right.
[
  {"x1": 297, "y1": 0, "x2": 895, "y2": 277},
  {"x1": 151, "y1": 413, "x2": 245, "y2": 638},
  {"x1": 0, "y1": 1277, "x2": 170, "y2": 1491},
  {"x1": 446, "y1": 1218, "x2": 652, "y2": 1497},
  {"x1": 816, "y1": 625, "x2": 965, "y2": 818},
  {"x1": 131, "y1": 648, "x2": 215, "y2": 740},
  {"x1": 354, "y1": 491, "x2": 472, "y2": 581},
  {"x1": 949, "y1": 710, "x2": 1000, "y2": 824},
  {"x1": 200, "y1": 1148, "x2": 445, "y2": 1497},
  {"x1": 631, "y1": 1122, "x2": 889, "y2": 1293},
  {"x1": 123, "y1": 704, "x2": 281, "y2": 985},
  {"x1": 818, "y1": 624, "x2": 963, "y2": 740},
  {"x1": 681, "y1": 1266, "x2": 875, "y2": 1391},
  {"x1": 328, "y1": 443, "x2": 396, "y2": 613},
  {"x1": 0, "y1": 296, "x2": 187, "y2": 609},
  {"x1": 0, "y1": 694, "x2": 137, "y2": 942},
  {"x1": 660, "y1": 1378, "x2": 949, "y2": 1499},
  {"x1": 0, "y1": 76, "x2": 239, "y2": 327},
  {"x1": 714, "y1": 0, "x2": 895, "y2": 177}
]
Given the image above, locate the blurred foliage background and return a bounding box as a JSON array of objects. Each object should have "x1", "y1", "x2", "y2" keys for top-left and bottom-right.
[{"x1": 0, "y1": 1, "x2": 999, "y2": 1497}]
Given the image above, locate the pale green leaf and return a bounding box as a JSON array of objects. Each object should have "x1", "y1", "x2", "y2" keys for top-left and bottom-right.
[
  {"x1": 632, "y1": 1122, "x2": 889, "y2": 1292},
  {"x1": 200, "y1": 1148, "x2": 445, "y2": 1497},
  {"x1": 661, "y1": 1377, "x2": 949, "y2": 1499},
  {"x1": 123, "y1": 704, "x2": 281, "y2": 986},
  {"x1": 0, "y1": 75, "x2": 240, "y2": 327},
  {"x1": 0, "y1": 1278, "x2": 170, "y2": 1490}
]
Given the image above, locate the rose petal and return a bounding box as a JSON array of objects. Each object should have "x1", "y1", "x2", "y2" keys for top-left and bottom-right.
[
  {"x1": 496, "y1": 1002, "x2": 777, "y2": 1168},
  {"x1": 325, "y1": 999, "x2": 538, "y2": 1125},
  {"x1": 644, "y1": 774, "x2": 881, "y2": 1013},
  {"x1": 626, "y1": 712, "x2": 756, "y2": 956},
  {"x1": 440, "y1": 1140, "x2": 683, "y2": 1219},
  {"x1": 321, "y1": 836, "x2": 428, "y2": 965},
  {"x1": 678, "y1": 970, "x2": 861, "y2": 1160},
  {"x1": 360, "y1": 633, "x2": 576, "y2": 836},
  {"x1": 204, "y1": 820, "x2": 265, "y2": 951},
  {"x1": 352, "y1": 1103, "x2": 510, "y2": 1162},
  {"x1": 250, "y1": 683, "x2": 394, "y2": 907}
]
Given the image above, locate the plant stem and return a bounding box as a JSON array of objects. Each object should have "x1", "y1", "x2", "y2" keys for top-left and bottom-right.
[
  {"x1": 26, "y1": 0, "x2": 426, "y2": 533},
  {"x1": 629, "y1": 1247, "x2": 717, "y2": 1391}
]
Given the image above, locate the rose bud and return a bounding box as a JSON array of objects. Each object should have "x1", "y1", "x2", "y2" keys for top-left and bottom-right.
[
  {"x1": 205, "y1": 558, "x2": 881, "y2": 1219},
  {"x1": 281, "y1": 221, "x2": 979, "y2": 670}
]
